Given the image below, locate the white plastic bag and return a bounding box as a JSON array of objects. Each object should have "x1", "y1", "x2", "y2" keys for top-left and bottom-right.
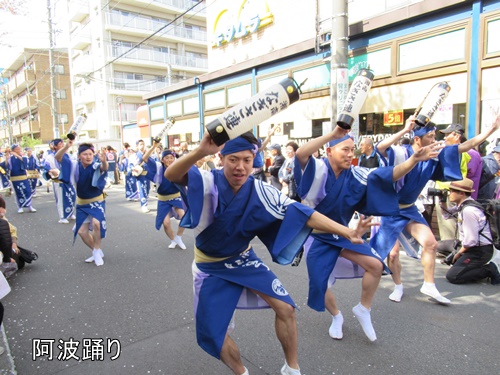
[{"x1": 0, "y1": 271, "x2": 11, "y2": 300}]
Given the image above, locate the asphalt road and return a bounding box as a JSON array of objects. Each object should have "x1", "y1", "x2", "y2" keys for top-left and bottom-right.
[{"x1": 1, "y1": 185, "x2": 499, "y2": 375}]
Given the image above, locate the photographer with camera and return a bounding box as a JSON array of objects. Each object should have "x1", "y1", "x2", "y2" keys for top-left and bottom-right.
[{"x1": 439, "y1": 178, "x2": 500, "y2": 285}]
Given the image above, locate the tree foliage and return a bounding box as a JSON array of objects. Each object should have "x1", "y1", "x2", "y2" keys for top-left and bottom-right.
[{"x1": 21, "y1": 135, "x2": 42, "y2": 150}]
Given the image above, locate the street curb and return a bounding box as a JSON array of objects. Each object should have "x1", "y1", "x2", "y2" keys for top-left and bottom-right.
[{"x1": 0, "y1": 324, "x2": 16, "y2": 375}]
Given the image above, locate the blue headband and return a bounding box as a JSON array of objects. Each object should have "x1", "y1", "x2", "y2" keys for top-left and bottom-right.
[
  {"x1": 161, "y1": 150, "x2": 175, "y2": 159},
  {"x1": 220, "y1": 137, "x2": 258, "y2": 156},
  {"x1": 413, "y1": 125, "x2": 436, "y2": 138},
  {"x1": 327, "y1": 133, "x2": 354, "y2": 148},
  {"x1": 78, "y1": 145, "x2": 94, "y2": 154}
]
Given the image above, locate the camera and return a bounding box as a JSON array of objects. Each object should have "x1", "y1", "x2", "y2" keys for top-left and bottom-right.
[
  {"x1": 441, "y1": 251, "x2": 456, "y2": 266},
  {"x1": 427, "y1": 187, "x2": 449, "y2": 203}
]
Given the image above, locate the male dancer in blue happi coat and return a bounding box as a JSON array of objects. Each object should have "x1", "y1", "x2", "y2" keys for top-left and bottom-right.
[
  {"x1": 56, "y1": 139, "x2": 108, "y2": 267},
  {"x1": 141, "y1": 140, "x2": 187, "y2": 249},
  {"x1": 166, "y1": 131, "x2": 370, "y2": 375},
  {"x1": 293, "y1": 118, "x2": 442, "y2": 342}
]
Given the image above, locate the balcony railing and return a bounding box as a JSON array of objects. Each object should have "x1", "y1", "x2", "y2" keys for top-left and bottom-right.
[
  {"x1": 111, "y1": 109, "x2": 138, "y2": 123},
  {"x1": 110, "y1": 77, "x2": 187, "y2": 92},
  {"x1": 107, "y1": 12, "x2": 207, "y2": 43},
  {"x1": 152, "y1": 0, "x2": 206, "y2": 14},
  {"x1": 108, "y1": 46, "x2": 208, "y2": 70}
]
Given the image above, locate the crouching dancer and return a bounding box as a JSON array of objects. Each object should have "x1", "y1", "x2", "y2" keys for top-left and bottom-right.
[
  {"x1": 55, "y1": 140, "x2": 108, "y2": 266},
  {"x1": 165, "y1": 131, "x2": 369, "y2": 375}
]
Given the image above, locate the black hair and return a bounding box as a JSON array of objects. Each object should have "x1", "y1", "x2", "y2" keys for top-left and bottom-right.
[{"x1": 240, "y1": 131, "x2": 259, "y2": 146}]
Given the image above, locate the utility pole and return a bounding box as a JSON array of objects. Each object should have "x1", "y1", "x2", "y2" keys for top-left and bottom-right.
[
  {"x1": 0, "y1": 83, "x2": 13, "y2": 145},
  {"x1": 330, "y1": 0, "x2": 349, "y2": 132},
  {"x1": 47, "y1": 0, "x2": 59, "y2": 138}
]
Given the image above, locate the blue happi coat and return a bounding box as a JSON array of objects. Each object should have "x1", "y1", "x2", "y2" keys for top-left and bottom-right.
[
  {"x1": 180, "y1": 166, "x2": 315, "y2": 359},
  {"x1": 370, "y1": 144, "x2": 462, "y2": 259},
  {"x1": 295, "y1": 157, "x2": 400, "y2": 311},
  {"x1": 9, "y1": 156, "x2": 33, "y2": 209},
  {"x1": 145, "y1": 158, "x2": 184, "y2": 230},
  {"x1": 59, "y1": 157, "x2": 107, "y2": 242}
]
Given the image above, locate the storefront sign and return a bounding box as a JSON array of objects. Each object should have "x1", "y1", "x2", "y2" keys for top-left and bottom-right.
[
  {"x1": 384, "y1": 110, "x2": 404, "y2": 126},
  {"x1": 212, "y1": 0, "x2": 274, "y2": 47}
]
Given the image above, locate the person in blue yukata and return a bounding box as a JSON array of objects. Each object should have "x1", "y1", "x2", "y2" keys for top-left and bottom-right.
[
  {"x1": 8, "y1": 145, "x2": 36, "y2": 214},
  {"x1": 141, "y1": 140, "x2": 187, "y2": 250},
  {"x1": 165, "y1": 131, "x2": 370, "y2": 375},
  {"x1": 55, "y1": 139, "x2": 108, "y2": 267}
]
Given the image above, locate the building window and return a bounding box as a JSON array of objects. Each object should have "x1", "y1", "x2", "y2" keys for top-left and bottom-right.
[
  {"x1": 55, "y1": 90, "x2": 67, "y2": 99},
  {"x1": 348, "y1": 47, "x2": 391, "y2": 80},
  {"x1": 205, "y1": 89, "x2": 225, "y2": 110},
  {"x1": 293, "y1": 64, "x2": 330, "y2": 91},
  {"x1": 398, "y1": 28, "x2": 466, "y2": 72},
  {"x1": 183, "y1": 96, "x2": 198, "y2": 114},
  {"x1": 150, "y1": 105, "x2": 164, "y2": 121},
  {"x1": 486, "y1": 18, "x2": 500, "y2": 55},
  {"x1": 54, "y1": 65, "x2": 65, "y2": 74},
  {"x1": 167, "y1": 100, "x2": 182, "y2": 116},
  {"x1": 58, "y1": 114, "x2": 68, "y2": 124},
  {"x1": 258, "y1": 74, "x2": 288, "y2": 91},
  {"x1": 227, "y1": 83, "x2": 251, "y2": 106}
]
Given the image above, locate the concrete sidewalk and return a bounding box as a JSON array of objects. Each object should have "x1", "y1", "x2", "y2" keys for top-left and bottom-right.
[{"x1": 0, "y1": 325, "x2": 16, "y2": 375}]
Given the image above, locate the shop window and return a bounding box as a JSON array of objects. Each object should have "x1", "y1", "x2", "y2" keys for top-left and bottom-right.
[
  {"x1": 348, "y1": 48, "x2": 391, "y2": 81},
  {"x1": 228, "y1": 83, "x2": 251, "y2": 106},
  {"x1": 293, "y1": 64, "x2": 330, "y2": 91},
  {"x1": 166, "y1": 100, "x2": 182, "y2": 116},
  {"x1": 399, "y1": 29, "x2": 466, "y2": 72},
  {"x1": 150, "y1": 105, "x2": 164, "y2": 121},
  {"x1": 205, "y1": 89, "x2": 225, "y2": 110},
  {"x1": 183, "y1": 96, "x2": 198, "y2": 114},
  {"x1": 258, "y1": 74, "x2": 288, "y2": 91},
  {"x1": 486, "y1": 18, "x2": 500, "y2": 56}
]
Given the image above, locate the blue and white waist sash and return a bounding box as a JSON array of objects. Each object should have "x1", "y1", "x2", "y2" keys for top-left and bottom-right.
[{"x1": 193, "y1": 248, "x2": 295, "y2": 359}]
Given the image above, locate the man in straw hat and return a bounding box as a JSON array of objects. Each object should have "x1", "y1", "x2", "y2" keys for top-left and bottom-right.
[
  {"x1": 439, "y1": 177, "x2": 500, "y2": 285},
  {"x1": 371, "y1": 114, "x2": 500, "y2": 304},
  {"x1": 166, "y1": 130, "x2": 372, "y2": 375},
  {"x1": 293, "y1": 116, "x2": 443, "y2": 343}
]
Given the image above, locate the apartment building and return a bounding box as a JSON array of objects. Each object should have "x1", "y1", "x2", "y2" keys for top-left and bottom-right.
[
  {"x1": 0, "y1": 48, "x2": 73, "y2": 145},
  {"x1": 67, "y1": 0, "x2": 208, "y2": 149}
]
